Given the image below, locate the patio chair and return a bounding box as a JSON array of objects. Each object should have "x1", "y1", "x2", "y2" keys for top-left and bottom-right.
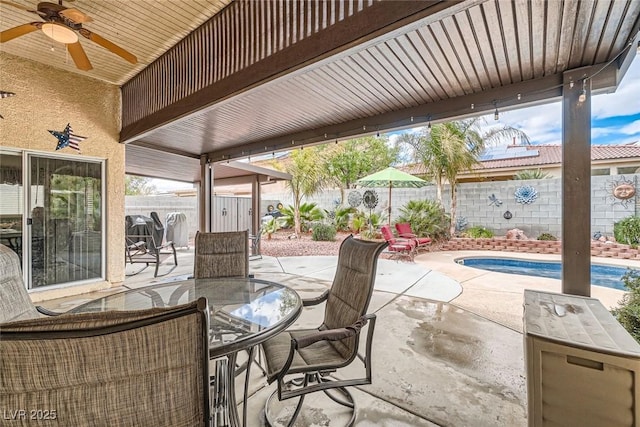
[
  {"x1": 193, "y1": 230, "x2": 249, "y2": 278},
  {"x1": 0, "y1": 243, "x2": 61, "y2": 323},
  {"x1": 0, "y1": 298, "x2": 211, "y2": 427},
  {"x1": 395, "y1": 222, "x2": 432, "y2": 252},
  {"x1": 380, "y1": 224, "x2": 417, "y2": 261},
  {"x1": 125, "y1": 213, "x2": 177, "y2": 277},
  {"x1": 261, "y1": 235, "x2": 388, "y2": 426}
]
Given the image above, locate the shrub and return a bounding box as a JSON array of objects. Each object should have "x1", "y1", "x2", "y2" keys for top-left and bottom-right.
[
  {"x1": 350, "y1": 215, "x2": 366, "y2": 234},
  {"x1": 279, "y1": 202, "x2": 325, "y2": 231},
  {"x1": 513, "y1": 169, "x2": 551, "y2": 180},
  {"x1": 329, "y1": 206, "x2": 355, "y2": 231},
  {"x1": 537, "y1": 233, "x2": 557, "y2": 241},
  {"x1": 312, "y1": 223, "x2": 336, "y2": 241},
  {"x1": 396, "y1": 200, "x2": 449, "y2": 240},
  {"x1": 464, "y1": 226, "x2": 494, "y2": 238},
  {"x1": 261, "y1": 217, "x2": 280, "y2": 239},
  {"x1": 612, "y1": 270, "x2": 640, "y2": 343},
  {"x1": 614, "y1": 216, "x2": 640, "y2": 247}
]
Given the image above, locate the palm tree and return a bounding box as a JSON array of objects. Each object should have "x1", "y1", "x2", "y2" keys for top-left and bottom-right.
[
  {"x1": 400, "y1": 118, "x2": 529, "y2": 235},
  {"x1": 284, "y1": 148, "x2": 326, "y2": 236}
]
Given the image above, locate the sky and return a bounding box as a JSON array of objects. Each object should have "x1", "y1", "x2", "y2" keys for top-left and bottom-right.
[
  {"x1": 152, "y1": 53, "x2": 640, "y2": 192},
  {"x1": 484, "y1": 53, "x2": 640, "y2": 146}
]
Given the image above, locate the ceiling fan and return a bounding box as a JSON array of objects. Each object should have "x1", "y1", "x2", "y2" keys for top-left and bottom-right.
[{"x1": 0, "y1": 0, "x2": 137, "y2": 71}]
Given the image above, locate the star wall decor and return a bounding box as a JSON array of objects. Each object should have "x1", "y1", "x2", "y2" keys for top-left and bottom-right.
[
  {"x1": 48, "y1": 123, "x2": 88, "y2": 153},
  {"x1": 0, "y1": 90, "x2": 15, "y2": 119}
]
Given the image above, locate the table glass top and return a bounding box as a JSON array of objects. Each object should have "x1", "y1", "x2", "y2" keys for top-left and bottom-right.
[{"x1": 72, "y1": 277, "x2": 302, "y2": 356}]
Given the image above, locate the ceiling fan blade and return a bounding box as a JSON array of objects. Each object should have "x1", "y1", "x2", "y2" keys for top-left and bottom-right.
[
  {"x1": 0, "y1": 0, "x2": 39, "y2": 14},
  {"x1": 79, "y1": 28, "x2": 137, "y2": 64},
  {"x1": 67, "y1": 41, "x2": 92, "y2": 71},
  {"x1": 60, "y1": 7, "x2": 93, "y2": 23},
  {"x1": 0, "y1": 23, "x2": 38, "y2": 42}
]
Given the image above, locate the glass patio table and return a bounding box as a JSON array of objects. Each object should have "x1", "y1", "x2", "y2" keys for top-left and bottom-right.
[{"x1": 71, "y1": 277, "x2": 303, "y2": 427}]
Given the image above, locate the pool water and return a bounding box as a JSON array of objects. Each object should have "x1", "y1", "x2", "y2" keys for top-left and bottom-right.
[{"x1": 457, "y1": 257, "x2": 638, "y2": 291}]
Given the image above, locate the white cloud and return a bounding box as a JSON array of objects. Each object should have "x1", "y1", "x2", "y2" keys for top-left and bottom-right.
[
  {"x1": 473, "y1": 54, "x2": 640, "y2": 145},
  {"x1": 592, "y1": 56, "x2": 640, "y2": 119},
  {"x1": 618, "y1": 119, "x2": 640, "y2": 135}
]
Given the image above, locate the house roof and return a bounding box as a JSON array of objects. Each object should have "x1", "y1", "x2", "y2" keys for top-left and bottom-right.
[{"x1": 402, "y1": 143, "x2": 640, "y2": 175}]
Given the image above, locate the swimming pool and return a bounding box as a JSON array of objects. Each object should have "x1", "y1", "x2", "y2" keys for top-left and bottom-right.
[{"x1": 456, "y1": 257, "x2": 638, "y2": 290}]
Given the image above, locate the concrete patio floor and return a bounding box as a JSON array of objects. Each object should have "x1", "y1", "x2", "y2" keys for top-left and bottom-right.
[{"x1": 39, "y1": 248, "x2": 636, "y2": 426}]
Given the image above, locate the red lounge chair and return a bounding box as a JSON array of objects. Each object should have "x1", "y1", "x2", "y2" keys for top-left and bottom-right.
[
  {"x1": 395, "y1": 222, "x2": 431, "y2": 252},
  {"x1": 380, "y1": 225, "x2": 416, "y2": 261}
]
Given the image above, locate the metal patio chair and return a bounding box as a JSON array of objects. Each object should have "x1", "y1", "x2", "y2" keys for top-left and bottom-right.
[
  {"x1": 0, "y1": 243, "x2": 61, "y2": 323},
  {"x1": 380, "y1": 224, "x2": 416, "y2": 261},
  {"x1": 395, "y1": 222, "x2": 432, "y2": 252},
  {"x1": 0, "y1": 298, "x2": 211, "y2": 426},
  {"x1": 261, "y1": 235, "x2": 388, "y2": 426},
  {"x1": 125, "y1": 213, "x2": 177, "y2": 277},
  {"x1": 193, "y1": 230, "x2": 249, "y2": 279}
]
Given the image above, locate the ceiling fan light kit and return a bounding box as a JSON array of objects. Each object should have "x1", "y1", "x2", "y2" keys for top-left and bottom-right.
[
  {"x1": 0, "y1": 0, "x2": 137, "y2": 71},
  {"x1": 41, "y1": 22, "x2": 77, "y2": 43}
]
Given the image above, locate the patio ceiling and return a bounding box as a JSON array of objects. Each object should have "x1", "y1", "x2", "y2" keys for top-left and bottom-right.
[
  {"x1": 0, "y1": 0, "x2": 232, "y2": 86},
  {"x1": 116, "y1": 0, "x2": 640, "y2": 183},
  {"x1": 2, "y1": 1, "x2": 639, "y2": 183}
]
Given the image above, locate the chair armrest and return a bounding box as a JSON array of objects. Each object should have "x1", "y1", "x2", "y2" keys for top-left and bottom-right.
[
  {"x1": 275, "y1": 314, "x2": 376, "y2": 385},
  {"x1": 398, "y1": 232, "x2": 417, "y2": 238},
  {"x1": 302, "y1": 290, "x2": 329, "y2": 307},
  {"x1": 36, "y1": 306, "x2": 63, "y2": 316},
  {"x1": 293, "y1": 316, "x2": 368, "y2": 349}
]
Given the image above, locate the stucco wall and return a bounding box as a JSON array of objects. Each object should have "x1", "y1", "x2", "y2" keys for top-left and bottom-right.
[{"x1": 0, "y1": 53, "x2": 125, "y2": 301}]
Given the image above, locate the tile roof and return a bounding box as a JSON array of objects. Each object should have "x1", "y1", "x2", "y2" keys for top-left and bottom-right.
[{"x1": 401, "y1": 144, "x2": 640, "y2": 175}]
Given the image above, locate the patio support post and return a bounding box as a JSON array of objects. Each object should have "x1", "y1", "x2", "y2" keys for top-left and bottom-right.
[
  {"x1": 561, "y1": 69, "x2": 591, "y2": 297},
  {"x1": 252, "y1": 177, "x2": 261, "y2": 253},
  {"x1": 199, "y1": 156, "x2": 212, "y2": 232}
]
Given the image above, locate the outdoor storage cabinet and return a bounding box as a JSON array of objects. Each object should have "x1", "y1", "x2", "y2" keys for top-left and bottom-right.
[{"x1": 524, "y1": 289, "x2": 640, "y2": 427}]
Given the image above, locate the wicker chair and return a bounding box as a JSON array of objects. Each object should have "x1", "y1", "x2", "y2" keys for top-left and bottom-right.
[
  {"x1": 0, "y1": 243, "x2": 60, "y2": 323},
  {"x1": 193, "y1": 230, "x2": 249, "y2": 279},
  {"x1": 261, "y1": 235, "x2": 388, "y2": 426},
  {"x1": 0, "y1": 298, "x2": 211, "y2": 426}
]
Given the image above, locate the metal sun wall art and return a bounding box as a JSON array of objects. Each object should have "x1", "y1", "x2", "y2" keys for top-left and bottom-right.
[
  {"x1": 362, "y1": 190, "x2": 379, "y2": 209},
  {"x1": 348, "y1": 191, "x2": 363, "y2": 208},
  {"x1": 514, "y1": 185, "x2": 538, "y2": 205},
  {"x1": 606, "y1": 176, "x2": 636, "y2": 209}
]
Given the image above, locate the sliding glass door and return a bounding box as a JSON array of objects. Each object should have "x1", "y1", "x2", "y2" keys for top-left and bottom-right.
[{"x1": 27, "y1": 155, "x2": 104, "y2": 288}]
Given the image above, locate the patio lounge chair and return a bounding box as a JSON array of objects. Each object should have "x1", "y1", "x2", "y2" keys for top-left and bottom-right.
[
  {"x1": 125, "y1": 213, "x2": 177, "y2": 277},
  {"x1": 0, "y1": 243, "x2": 61, "y2": 323},
  {"x1": 0, "y1": 298, "x2": 211, "y2": 427},
  {"x1": 261, "y1": 235, "x2": 388, "y2": 426},
  {"x1": 380, "y1": 224, "x2": 417, "y2": 261},
  {"x1": 395, "y1": 222, "x2": 432, "y2": 252}
]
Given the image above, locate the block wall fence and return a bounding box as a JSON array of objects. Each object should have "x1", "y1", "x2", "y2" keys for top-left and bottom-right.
[
  {"x1": 125, "y1": 174, "x2": 638, "y2": 240},
  {"x1": 266, "y1": 174, "x2": 639, "y2": 239}
]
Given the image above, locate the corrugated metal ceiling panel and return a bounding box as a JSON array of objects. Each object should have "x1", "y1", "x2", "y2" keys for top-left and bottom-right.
[{"x1": 135, "y1": 0, "x2": 640, "y2": 162}]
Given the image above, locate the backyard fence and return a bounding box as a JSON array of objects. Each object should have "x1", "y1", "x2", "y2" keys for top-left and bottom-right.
[{"x1": 265, "y1": 173, "x2": 639, "y2": 239}]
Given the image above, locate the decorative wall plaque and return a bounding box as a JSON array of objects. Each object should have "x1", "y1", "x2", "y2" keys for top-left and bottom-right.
[{"x1": 514, "y1": 185, "x2": 538, "y2": 205}]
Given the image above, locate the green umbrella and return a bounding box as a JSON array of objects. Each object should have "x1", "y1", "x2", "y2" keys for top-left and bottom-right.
[{"x1": 356, "y1": 167, "x2": 427, "y2": 224}]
